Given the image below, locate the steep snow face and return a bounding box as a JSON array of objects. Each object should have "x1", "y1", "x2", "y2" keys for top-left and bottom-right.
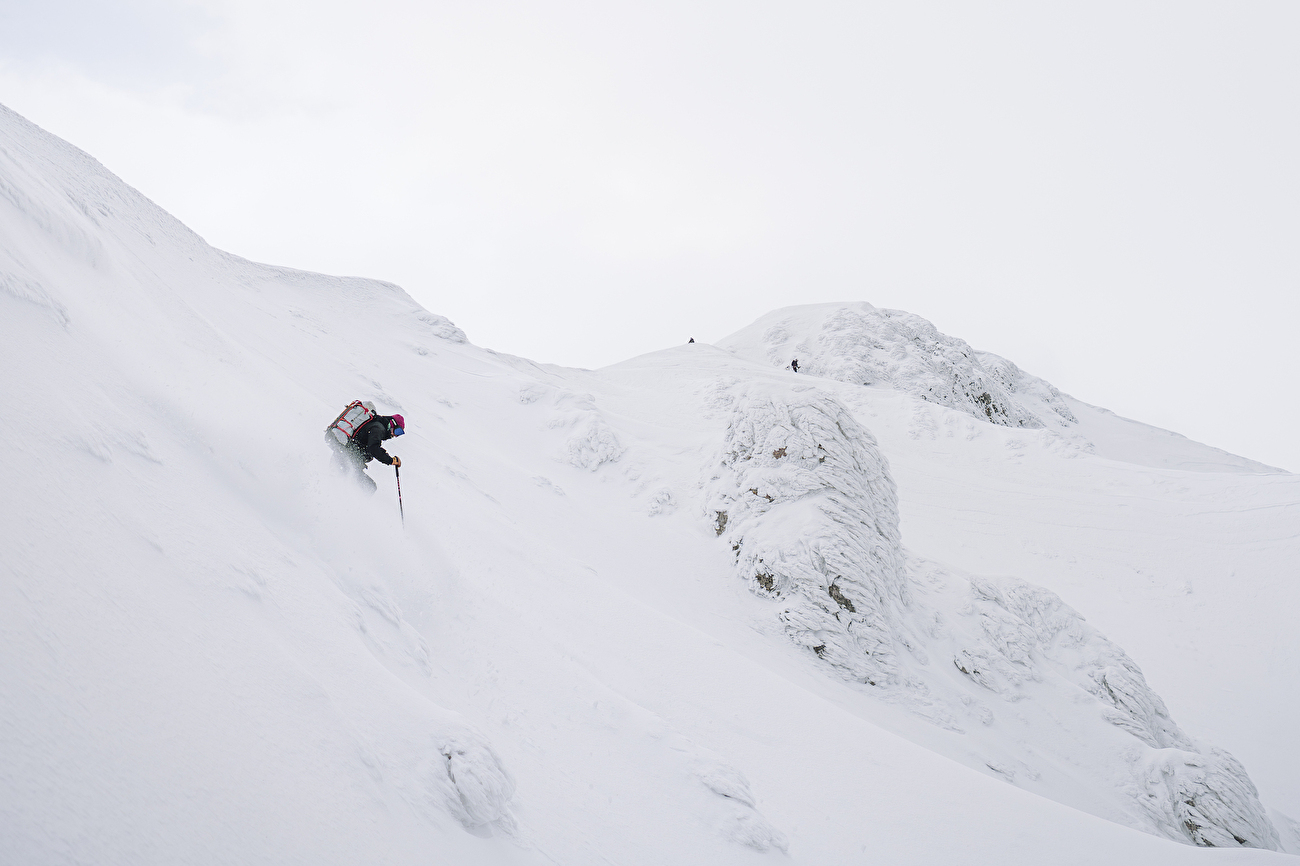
[
  {"x1": 0, "y1": 103, "x2": 531, "y2": 864},
  {"x1": 719, "y1": 302, "x2": 1077, "y2": 428}
]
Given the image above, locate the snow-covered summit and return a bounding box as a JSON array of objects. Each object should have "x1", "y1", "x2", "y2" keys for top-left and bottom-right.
[
  {"x1": 719, "y1": 301, "x2": 1077, "y2": 428},
  {"x1": 4, "y1": 102, "x2": 1299, "y2": 865}
]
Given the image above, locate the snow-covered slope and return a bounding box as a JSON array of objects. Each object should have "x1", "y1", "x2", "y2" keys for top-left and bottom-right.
[{"x1": 3, "y1": 103, "x2": 1298, "y2": 864}]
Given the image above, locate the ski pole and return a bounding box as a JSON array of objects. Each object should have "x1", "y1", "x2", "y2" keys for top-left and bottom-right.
[{"x1": 395, "y1": 464, "x2": 405, "y2": 526}]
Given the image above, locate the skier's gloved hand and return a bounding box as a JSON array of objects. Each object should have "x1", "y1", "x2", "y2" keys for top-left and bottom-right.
[{"x1": 393, "y1": 456, "x2": 401, "y2": 467}]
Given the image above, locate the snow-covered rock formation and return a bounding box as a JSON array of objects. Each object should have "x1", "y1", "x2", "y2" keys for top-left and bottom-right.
[
  {"x1": 705, "y1": 387, "x2": 908, "y2": 686},
  {"x1": 701, "y1": 382, "x2": 1279, "y2": 850},
  {"x1": 720, "y1": 302, "x2": 1077, "y2": 428},
  {"x1": 950, "y1": 572, "x2": 1278, "y2": 849}
]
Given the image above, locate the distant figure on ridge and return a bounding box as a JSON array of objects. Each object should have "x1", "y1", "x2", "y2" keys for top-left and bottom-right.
[
  {"x1": 688, "y1": 337, "x2": 695, "y2": 343},
  {"x1": 324, "y1": 401, "x2": 405, "y2": 494},
  {"x1": 791, "y1": 359, "x2": 799, "y2": 373}
]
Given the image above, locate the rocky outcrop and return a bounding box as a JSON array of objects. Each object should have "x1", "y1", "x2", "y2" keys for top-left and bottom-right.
[
  {"x1": 705, "y1": 387, "x2": 907, "y2": 687},
  {"x1": 719, "y1": 302, "x2": 1076, "y2": 428}
]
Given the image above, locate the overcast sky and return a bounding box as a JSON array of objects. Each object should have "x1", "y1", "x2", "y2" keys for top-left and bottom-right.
[{"x1": 2, "y1": 0, "x2": 1297, "y2": 470}]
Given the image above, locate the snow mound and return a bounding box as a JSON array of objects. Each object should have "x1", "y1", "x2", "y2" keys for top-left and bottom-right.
[
  {"x1": 719, "y1": 302, "x2": 1076, "y2": 429},
  {"x1": 696, "y1": 761, "x2": 789, "y2": 853},
  {"x1": 416, "y1": 311, "x2": 469, "y2": 343},
  {"x1": 437, "y1": 735, "x2": 518, "y2": 830}
]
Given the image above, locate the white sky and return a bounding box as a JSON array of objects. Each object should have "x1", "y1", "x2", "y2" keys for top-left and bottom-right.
[{"x1": 2, "y1": 0, "x2": 1297, "y2": 470}]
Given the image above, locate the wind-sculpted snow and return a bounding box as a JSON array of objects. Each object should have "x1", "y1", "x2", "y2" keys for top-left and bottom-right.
[
  {"x1": 0, "y1": 267, "x2": 69, "y2": 324},
  {"x1": 696, "y1": 760, "x2": 789, "y2": 853},
  {"x1": 703, "y1": 384, "x2": 1279, "y2": 850},
  {"x1": 1143, "y1": 749, "x2": 1279, "y2": 849},
  {"x1": 961, "y1": 575, "x2": 1188, "y2": 745},
  {"x1": 564, "y1": 416, "x2": 625, "y2": 470},
  {"x1": 719, "y1": 302, "x2": 1076, "y2": 428},
  {"x1": 520, "y1": 382, "x2": 627, "y2": 470},
  {"x1": 704, "y1": 387, "x2": 908, "y2": 687},
  {"x1": 959, "y1": 574, "x2": 1279, "y2": 849},
  {"x1": 436, "y1": 736, "x2": 518, "y2": 830},
  {"x1": 975, "y1": 351, "x2": 1076, "y2": 425},
  {"x1": 416, "y1": 311, "x2": 468, "y2": 343}
]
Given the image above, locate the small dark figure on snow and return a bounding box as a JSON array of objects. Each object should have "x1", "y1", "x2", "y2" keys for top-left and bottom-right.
[
  {"x1": 329, "y1": 407, "x2": 405, "y2": 493},
  {"x1": 791, "y1": 359, "x2": 799, "y2": 373},
  {"x1": 688, "y1": 337, "x2": 695, "y2": 343}
]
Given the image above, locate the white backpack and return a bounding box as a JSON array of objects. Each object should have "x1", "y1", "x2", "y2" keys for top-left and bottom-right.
[{"x1": 325, "y1": 400, "x2": 377, "y2": 448}]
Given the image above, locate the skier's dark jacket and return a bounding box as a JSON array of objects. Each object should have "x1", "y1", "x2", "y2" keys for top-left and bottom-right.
[{"x1": 347, "y1": 416, "x2": 398, "y2": 466}]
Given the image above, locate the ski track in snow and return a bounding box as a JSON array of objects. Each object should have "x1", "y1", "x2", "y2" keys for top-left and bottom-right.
[{"x1": 3, "y1": 101, "x2": 1298, "y2": 865}]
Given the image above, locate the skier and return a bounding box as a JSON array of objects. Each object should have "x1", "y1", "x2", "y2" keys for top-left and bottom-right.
[
  {"x1": 332, "y1": 410, "x2": 405, "y2": 493},
  {"x1": 791, "y1": 359, "x2": 799, "y2": 373}
]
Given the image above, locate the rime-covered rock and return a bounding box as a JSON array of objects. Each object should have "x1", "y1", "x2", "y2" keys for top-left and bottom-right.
[
  {"x1": 720, "y1": 302, "x2": 1076, "y2": 428},
  {"x1": 705, "y1": 386, "x2": 907, "y2": 686},
  {"x1": 959, "y1": 574, "x2": 1278, "y2": 849}
]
